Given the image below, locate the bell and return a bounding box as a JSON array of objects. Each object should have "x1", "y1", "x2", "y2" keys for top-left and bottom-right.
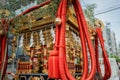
[{"x1": 54, "y1": 17, "x2": 61, "y2": 25}]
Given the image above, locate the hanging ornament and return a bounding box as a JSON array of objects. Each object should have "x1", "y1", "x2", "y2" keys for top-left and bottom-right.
[{"x1": 54, "y1": 17, "x2": 61, "y2": 25}]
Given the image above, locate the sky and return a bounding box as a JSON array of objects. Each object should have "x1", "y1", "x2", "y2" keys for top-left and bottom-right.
[{"x1": 81, "y1": 0, "x2": 120, "y2": 46}]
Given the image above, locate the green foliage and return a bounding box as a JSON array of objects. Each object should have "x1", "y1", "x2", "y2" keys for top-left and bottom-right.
[
  {"x1": 0, "y1": 0, "x2": 61, "y2": 20},
  {"x1": 47, "y1": 0, "x2": 61, "y2": 18},
  {"x1": 84, "y1": 4, "x2": 97, "y2": 26},
  {"x1": 37, "y1": 0, "x2": 61, "y2": 18},
  {"x1": 37, "y1": 0, "x2": 46, "y2": 3},
  {"x1": 0, "y1": 0, "x2": 61, "y2": 34},
  {"x1": 110, "y1": 54, "x2": 120, "y2": 62},
  {"x1": 9, "y1": 0, "x2": 61, "y2": 34},
  {"x1": 0, "y1": 0, "x2": 36, "y2": 19}
]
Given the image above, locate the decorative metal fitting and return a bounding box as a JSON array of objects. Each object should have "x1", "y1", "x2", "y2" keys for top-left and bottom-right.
[{"x1": 55, "y1": 17, "x2": 61, "y2": 25}]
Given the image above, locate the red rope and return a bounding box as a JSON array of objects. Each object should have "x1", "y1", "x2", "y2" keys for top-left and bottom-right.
[
  {"x1": 0, "y1": 36, "x2": 2, "y2": 66},
  {"x1": 60, "y1": 0, "x2": 75, "y2": 79},
  {"x1": 54, "y1": 1, "x2": 63, "y2": 51},
  {"x1": 73, "y1": 0, "x2": 97, "y2": 80},
  {"x1": 73, "y1": 1, "x2": 88, "y2": 79},
  {"x1": 96, "y1": 28, "x2": 111, "y2": 80},
  {"x1": 95, "y1": 34, "x2": 102, "y2": 77},
  {"x1": 48, "y1": 1, "x2": 63, "y2": 79},
  {"x1": 0, "y1": 0, "x2": 111, "y2": 80},
  {"x1": 0, "y1": 36, "x2": 8, "y2": 80},
  {"x1": 58, "y1": 0, "x2": 68, "y2": 79},
  {"x1": 48, "y1": 0, "x2": 96, "y2": 80},
  {"x1": 0, "y1": 18, "x2": 8, "y2": 80}
]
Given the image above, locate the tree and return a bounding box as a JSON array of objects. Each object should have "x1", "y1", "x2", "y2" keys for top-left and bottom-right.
[{"x1": 84, "y1": 4, "x2": 97, "y2": 27}]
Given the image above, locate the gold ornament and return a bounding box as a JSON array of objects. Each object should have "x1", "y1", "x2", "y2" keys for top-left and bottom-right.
[
  {"x1": 94, "y1": 19, "x2": 104, "y2": 30},
  {"x1": 55, "y1": 17, "x2": 61, "y2": 25}
]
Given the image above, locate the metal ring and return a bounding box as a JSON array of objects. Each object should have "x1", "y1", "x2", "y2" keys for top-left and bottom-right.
[{"x1": 94, "y1": 19, "x2": 104, "y2": 30}]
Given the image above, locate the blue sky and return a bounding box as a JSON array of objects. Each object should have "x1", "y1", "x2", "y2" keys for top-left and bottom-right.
[{"x1": 81, "y1": 0, "x2": 120, "y2": 45}]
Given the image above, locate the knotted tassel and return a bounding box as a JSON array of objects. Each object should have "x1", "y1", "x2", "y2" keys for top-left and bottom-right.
[{"x1": 48, "y1": 50, "x2": 60, "y2": 79}]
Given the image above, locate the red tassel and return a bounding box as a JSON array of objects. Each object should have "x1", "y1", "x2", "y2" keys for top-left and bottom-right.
[{"x1": 48, "y1": 50, "x2": 60, "y2": 79}]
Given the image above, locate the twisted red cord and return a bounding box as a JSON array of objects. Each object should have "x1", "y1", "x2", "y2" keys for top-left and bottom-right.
[
  {"x1": 48, "y1": 1, "x2": 63, "y2": 79},
  {"x1": 73, "y1": 1, "x2": 88, "y2": 79},
  {"x1": 95, "y1": 34, "x2": 102, "y2": 77},
  {"x1": 0, "y1": 36, "x2": 7, "y2": 80},
  {"x1": 96, "y1": 28, "x2": 111, "y2": 80},
  {"x1": 0, "y1": 36, "x2": 3, "y2": 69},
  {"x1": 61, "y1": 0, "x2": 75, "y2": 79},
  {"x1": 54, "y1": 1, "x2": 63, "y2": 51},
  {"x1": 73, "y1": 0, "x2": 96, "y2": 80},
  {"x1": 58, "y1": 0, "x2": 68, "y2": 79},
  {"x1": 49, "y1": 0, "x2": 75, "y2": 79},
  {"x1": 49, "y1": 0, "x2": 97, "y2": 80}
]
